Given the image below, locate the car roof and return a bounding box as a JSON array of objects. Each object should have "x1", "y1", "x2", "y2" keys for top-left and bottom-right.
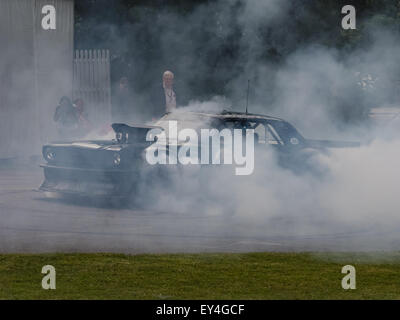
[{"x1": 162, "y1": 110, "x2": 285, "y2": 122}]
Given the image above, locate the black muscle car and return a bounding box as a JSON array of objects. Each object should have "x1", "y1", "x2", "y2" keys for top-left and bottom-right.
[{"x1": 39, "y1": 110, "x2": 359, "y2": 198}]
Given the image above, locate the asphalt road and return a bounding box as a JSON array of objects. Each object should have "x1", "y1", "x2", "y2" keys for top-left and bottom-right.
[{"x1": 0, "y1": 164, "x2": 399, "y2": 253}]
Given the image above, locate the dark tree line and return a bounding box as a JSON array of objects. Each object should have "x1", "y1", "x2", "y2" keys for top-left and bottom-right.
[{"x1": 74, "y1": 0, "x2": 400, "y2": 121}]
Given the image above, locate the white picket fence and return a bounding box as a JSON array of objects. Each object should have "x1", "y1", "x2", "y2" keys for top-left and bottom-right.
[{"x1": 73, "y1": 49, "x2": 111, "y2": 124}]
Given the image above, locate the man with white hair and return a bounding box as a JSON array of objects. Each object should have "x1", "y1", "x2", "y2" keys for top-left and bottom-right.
[
  {"x1": 163, "y1": 70, "x2": 176, "y2": 113},
  {"x1": 151, "y1": 70, "x2": 181, "y2": 118}
]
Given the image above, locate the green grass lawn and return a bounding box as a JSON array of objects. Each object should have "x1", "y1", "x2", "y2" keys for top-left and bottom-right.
[{"x1": 0, "y1": 252, "x2": 400, "y2": 299}]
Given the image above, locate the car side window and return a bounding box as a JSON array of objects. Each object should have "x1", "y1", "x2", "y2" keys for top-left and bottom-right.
[
  {"x1": 266, "y1": 124, "x2": 284, "y2": 145},
  {"x1": 254, "y1": 123, "x2": 266, "y2": 143}
]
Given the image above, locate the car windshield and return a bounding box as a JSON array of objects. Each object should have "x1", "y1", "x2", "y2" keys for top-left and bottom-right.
[
  {"x1": 155, "y1": 112, "x2": 214, "y2": 142},
  {"x1": 157, "y1": 113, "x2": 213, "y2": 129}
]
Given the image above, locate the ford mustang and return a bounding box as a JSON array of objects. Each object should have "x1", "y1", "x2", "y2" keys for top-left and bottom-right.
[{"x1": 39, "y1": 110, "x2": 359, "y2": 198}]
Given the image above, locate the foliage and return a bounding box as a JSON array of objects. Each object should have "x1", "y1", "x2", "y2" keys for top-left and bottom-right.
[{"x1": 73, "y1": 0, "x2": 400, "y2": 122}]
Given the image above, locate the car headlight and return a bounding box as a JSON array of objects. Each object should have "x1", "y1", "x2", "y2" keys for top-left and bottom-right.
[
  {"x1": 113, "y1": 153, "x2": 121, "y2": 166},
  {"x1": 44, "y1": 148, "x2": 56, "y2": 162}
]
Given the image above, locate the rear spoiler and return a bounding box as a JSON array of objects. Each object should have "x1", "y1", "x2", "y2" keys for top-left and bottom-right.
[
  {"x1": 305, "y1": 139, "x2": 360, "y2": 148},
  {"x1": 112, "y1": 123, "x2": 163, "y2": 144}
]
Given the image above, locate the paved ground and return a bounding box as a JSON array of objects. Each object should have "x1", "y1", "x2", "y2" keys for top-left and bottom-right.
[{"x1": 0, "y1": 164, "x2": 399, "y2": 253}]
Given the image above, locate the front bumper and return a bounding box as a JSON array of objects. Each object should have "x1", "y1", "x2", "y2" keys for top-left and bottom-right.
[{"x1": 40, "y1": 164, "x2": 139, "y2": 196}]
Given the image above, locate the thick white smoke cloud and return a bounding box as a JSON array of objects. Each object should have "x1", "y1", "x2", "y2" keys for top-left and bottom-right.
[
  {"x1": 3, "y1": 0, "x2": 400, "y2": 253},
  {"x1": 131, "y1": 9, "x2": 400, "y2": 249},
  {"x1": 138, "y1": 131, "x2": 400, "y2": 250}
]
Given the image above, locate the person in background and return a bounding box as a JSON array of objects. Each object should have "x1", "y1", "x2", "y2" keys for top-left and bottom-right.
[
  {"x1": 151, "y1": 70, "x2": 180, "y2": 118},
  {"x1": 112, "y1": 76, "x2": 132, "y2": 122},
  {"x1": 73, "y1": 98, "x2": 92, "y2": 135},
  {"x1": 53, "y1": 96, "x2": 78, "y2": 138},
  {"x1": 162, "y1": 70, "x2": 177, "y2": 113}
]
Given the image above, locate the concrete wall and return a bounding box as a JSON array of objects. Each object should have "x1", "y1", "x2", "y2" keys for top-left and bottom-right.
[{"x1": 0, "y1": 0, "x2": 74, "y2": 158}]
